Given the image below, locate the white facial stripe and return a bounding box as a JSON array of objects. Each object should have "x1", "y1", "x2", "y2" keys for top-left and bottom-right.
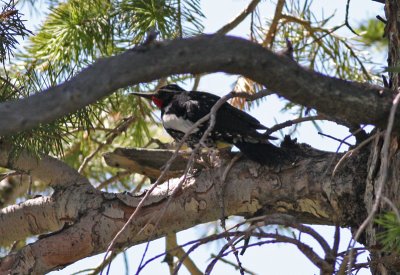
[
  {"x1": 162, "y1": 114, "x2": 199, "y2": 134},
  {"x1": 164, "y1": 103, "x2": 172, "y2": 113}
]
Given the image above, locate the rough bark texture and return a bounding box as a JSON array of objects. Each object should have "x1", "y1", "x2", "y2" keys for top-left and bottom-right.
[
  {"x1": 365, "y1": 1, "x2": 400, "y2": 273},
  {"x1": 0, "y1": 142, "x2": 369, "y2": 274}
]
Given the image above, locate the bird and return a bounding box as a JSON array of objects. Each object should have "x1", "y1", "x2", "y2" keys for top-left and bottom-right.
[{"x1": 131, "y1": 84, "x2": 281, "y2": 164}]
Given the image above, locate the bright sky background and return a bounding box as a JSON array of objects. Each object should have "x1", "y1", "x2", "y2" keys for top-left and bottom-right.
[{"x1": 22, "y1": 0, "x2": 384, "y2": 274}]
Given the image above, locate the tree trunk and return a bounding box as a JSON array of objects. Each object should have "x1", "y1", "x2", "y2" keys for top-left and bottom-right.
[{"x1": 365, "y1": 1, "x2": 400, "y2": 273}]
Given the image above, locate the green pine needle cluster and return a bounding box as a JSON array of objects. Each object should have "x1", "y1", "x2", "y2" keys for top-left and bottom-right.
[
  {"x1": 0, "y1": 1, "x2": 31, "y2": 63},
  {"x1": 357, "y1": 18, "x2": 386, "y2": 49},
  {"x1": 376, "y1": 212, "x2": 400, "y2": 253}
]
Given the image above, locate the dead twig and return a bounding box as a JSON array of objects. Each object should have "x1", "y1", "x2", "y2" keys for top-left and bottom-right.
[
  {"x1": 266, "y1": 115, "x2": 324, "y2": 135},
  {"x1": 318, "y1": 131, "x2": 353, "y2": 147},
  {"x1": 217, "y1": 154, "x2": 244, "y2": 275},
  {"x1": 263, "y1": 0, "x2": 286, "y2": 48},
  {"x1": 96, "y1": 171, "x2": 132, "y2": 190},
  {"x1": 193, "y1": 0, "x2": 262, "y2": 93},
  {"x1": 345, "y1": 0, "x2": 359, "y2": 36},
  {"x1": 78, "y1": 116, "x2": 136, "y2": 173},
  {"x1": 382, "y1": 196, "x2": 400, "y2": 222},
  {"x1": 165, "y1": 233, "x2": 202, "y2": 275},
  {"x1": 216, "y1": 0, "x2": 261, "y2": 35},
  {"x1": 333, "y1": 132, "x2": 382, "y2": 176},
  {"x1": 210, "y1": 253, "x2": 257, "y2": 275}
]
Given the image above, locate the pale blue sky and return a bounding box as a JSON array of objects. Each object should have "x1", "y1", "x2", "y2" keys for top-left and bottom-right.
[{"x1": 27, "y1": 0, "x2": 383, "y2": 274}]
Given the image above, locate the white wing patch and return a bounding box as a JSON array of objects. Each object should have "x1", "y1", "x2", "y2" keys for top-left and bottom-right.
[{"x1": 162, "y1": 114, "x2": 199, "y2": 134}]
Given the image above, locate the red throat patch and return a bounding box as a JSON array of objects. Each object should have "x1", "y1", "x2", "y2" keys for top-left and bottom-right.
[{"x1": 151, "y1": 96, "x2": 163, "y2": 108}]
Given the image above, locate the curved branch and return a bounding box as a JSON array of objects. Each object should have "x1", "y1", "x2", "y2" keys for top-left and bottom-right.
[
  {"x1": 216, "y1": 0, "x2": 261, "y2": 34},
  {"x1": 0, "y1": 35, "x2": 392, "y2": 135}
]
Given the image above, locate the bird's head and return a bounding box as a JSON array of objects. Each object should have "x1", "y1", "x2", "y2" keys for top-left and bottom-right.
[{"x1": 130, "y1": 84, "x2": 186, "y2": 109}]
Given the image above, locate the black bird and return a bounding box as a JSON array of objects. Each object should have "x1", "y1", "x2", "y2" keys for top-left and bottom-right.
[{"x1": 131, "y1": 84, "x2": 279, "y2": 164}]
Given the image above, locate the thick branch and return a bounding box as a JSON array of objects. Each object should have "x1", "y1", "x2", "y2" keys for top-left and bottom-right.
[
  {"x1": 0, "y1": 35, "x2": 393, "y2": 136},
  {"x1": 0, "y1": 145, "x2": 95, "y2": 246},
  {"x1": 0, "y1": 144, "x2": 369, "y2": 274},
  {"x1": 0, "y1": 144, "x2": 88, "y2": 188},
  {"x1": 103, "y1": 147, "x2": 203, "y2": 181},
  {"x1": 0, "y1": 196, "x2": 60, "y2": 246}
]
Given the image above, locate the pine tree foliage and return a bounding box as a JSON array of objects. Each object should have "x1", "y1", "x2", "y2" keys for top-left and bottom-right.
[
  {"x1": 2, "y1": 0, "x2": 399, "y2": 273},
  {"x1": 376, "y1": 212, "x2": 400, "y2": 254},
  {"x1": 0, "y1": 0, "x2": 31, "y2": 63}
]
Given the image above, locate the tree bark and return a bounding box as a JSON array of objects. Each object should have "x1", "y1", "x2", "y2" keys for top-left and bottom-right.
[
  {"x1": 365, "y1": 1, "x2": 400, "y2": 273},
  {"x1": 0, "y1": 141, "x2": 369, "y2": 274}
]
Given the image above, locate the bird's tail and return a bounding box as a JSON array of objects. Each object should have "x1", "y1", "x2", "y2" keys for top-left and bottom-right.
[{"x1": 234, "y1": 142, "x2": 286, "y2": 165}]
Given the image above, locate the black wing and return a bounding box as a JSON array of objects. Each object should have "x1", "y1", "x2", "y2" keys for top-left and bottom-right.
[{"x1": 183, "y1": 91, "x2": 269, "y2": 138}]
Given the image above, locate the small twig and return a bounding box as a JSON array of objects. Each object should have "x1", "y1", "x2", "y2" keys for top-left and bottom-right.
[
  {"x1": 333, "y1": 132, "x2": 381, "y2": 176},
  {"x1": 87, "y1": 251, "x2": 118, "y2": 275},
  {"x1": 191, "y1": 75, "x2": 202, "y2": 91},
  {"x1": 164, "y1": 235, "x2": 174, "y2": 274},
  {"x1": 78, "y1": 116, "x2": 136, "y2": 173},
  {"x1": 382, "y1": 196, "x2": 400, "y2": 222},
  {"x1": 376, "y1": 15, "x2": 387, "y2": 24},
  {"x1": 205, "y1": 234, "x2": 245, "y2": 275},
  {"x1": 192, "y1": 0, "x2": 261, "y2": 91},
  {"x1": 318, "y1": 132, "x2": 353, "y2": 147},
  {"x1": 281, "y1": 13, "x2": 370, "y2": 80},
  {"x1": 96, "y1": 171, "x2": 132, "y2": 190},
  {"x1": 210, "y1": 254, "x2": 257, "y2": 275},
  {"x1": 165, "y1": 233, "x2": 202, "y2": 275},
  {"x1": 205, "y1": 229, "x2": 333, "y2": 273},
  {"x1": 216, "y1": 0, "x2": 261, "y2": 35},
  {"x1": 218, "y1": 154, "x2": 244, "y2": 275},
  {"x1": 266, "y1": 115, "x2": 324, "y2": 135},
  {"x1": 263, "y1": 0, "x2": 286, "y2": 48},
  {"x1": 345, "y1": 0, "x2": 359, "y2": 36},
  {"x1": 0, "y1": 170, "x2": 21, "y2": 182},
  {"x1": 347, "y1": 92, "x2": 400, "y2": 274},
  {"x1": 131, "y1": 176, "x2": 148, "y2": 194},
  {"x1": 143, "y1": 27, "x2": 159, "y2": 45},
  {"x1": 332, "y1": 225, "x2": 341, "y2": 257}
]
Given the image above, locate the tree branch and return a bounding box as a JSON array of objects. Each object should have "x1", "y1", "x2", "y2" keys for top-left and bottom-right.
[
  {"x1": 0, "y1": 144, "x2": 88, "y2": 188},
  {"x1": 0, "y1": 143, "x2": 369, "y2": 274},
  {"x1": 103, "y1": 147, "x2": 202, "y2": 181},
  {"x1": 0, "y1": 35, "x2": 393, "y2": 136},
  {"x1": 216, "y1": 0, "x2": 261, "y2": 35},
  {"x1": 0, "y1": 196, "x2": 60, "y2": 246},
  {"x1": 263, "y1": 0, "x2": 286, "y2": 47}
]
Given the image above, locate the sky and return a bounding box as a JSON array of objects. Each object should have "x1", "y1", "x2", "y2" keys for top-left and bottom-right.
[{"x1": 19, "y1": 0, "x2": 384, "y2": 274}]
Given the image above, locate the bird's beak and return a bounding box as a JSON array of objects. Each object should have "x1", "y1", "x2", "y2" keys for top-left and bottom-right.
[{"x1": 130, "y1": 92, "x2": 156, "y2": 100}]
